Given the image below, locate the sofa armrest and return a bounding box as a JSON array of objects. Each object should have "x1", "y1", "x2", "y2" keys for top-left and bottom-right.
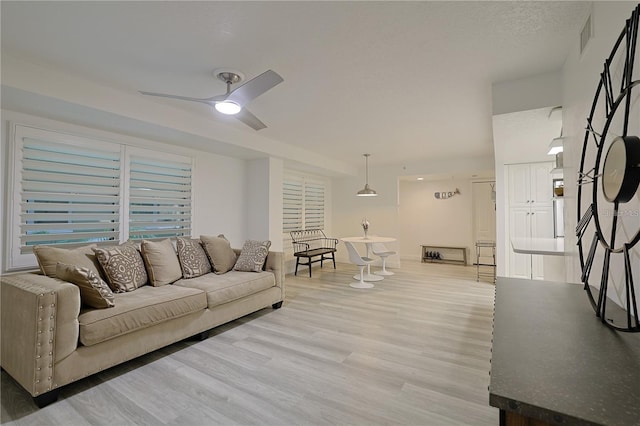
[
  {"x1": 1, "y1": 273, "x2": 80, "y2": 397},
  {"x1": 264, "y1": 251, "x2": 284, "y2": 290}
]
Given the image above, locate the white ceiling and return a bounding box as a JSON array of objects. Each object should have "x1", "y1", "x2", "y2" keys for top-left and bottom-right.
[{"x1": 1, "y1": 1, "x2": 590, "y2": 171}]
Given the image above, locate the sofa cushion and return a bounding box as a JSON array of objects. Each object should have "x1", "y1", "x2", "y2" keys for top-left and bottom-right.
[
  {"x1": 174, "y1": 271, "x2": 275, "y2": 308},
  {"x1": 176, "y1": 237, "x2": 211, "y2": 278},
  {"x1": 34, "y1": 244, "x2": 103, "y2": 279},
  {"x1": 200, "y1": 235, "x2": 237, "y2": 274},
  {"x1": 141, "y1": 239, "x2": 182, "y2": 286},
  {"x1": 234, "y1": 240, "x2": 271, "y2": 272},
  {"x1": 56, "y1": 262, "x2": 115, "y2": 309},
  {"x1": 78, "y1": 285, "x2": 206, "y2": 346},
  {"x1": 93, "y1": 243, "x2": 148, "y2": 292}
]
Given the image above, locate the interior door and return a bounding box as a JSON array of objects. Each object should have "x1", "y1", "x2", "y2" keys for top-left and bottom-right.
[{"x1": 472, "y1": 181, "x2": 497, "y2": 243}]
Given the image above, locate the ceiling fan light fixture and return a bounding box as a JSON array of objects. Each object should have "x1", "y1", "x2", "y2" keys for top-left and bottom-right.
[
  {"x1": 214, "y1": 100, "x2": 242, "y2": 115},
  {"x1": 357, "y1": 153, "x2": 378, "y2": 197}
]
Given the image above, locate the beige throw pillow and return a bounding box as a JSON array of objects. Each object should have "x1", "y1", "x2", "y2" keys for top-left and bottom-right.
[
  {"x1": 200, "y1": 234, "x2": 237, "y2": 274},
  {"x1": 56, "y1": 262, "x2": 115, "y2": 309},
  {"x1": 93, "y1": 244, "x2": 148, "y2": 292},
  {"x1": 176, "y1": 237, "x2": 212, "y2": 278},
  {"x1": 140, "y1": 239, "x2": 182, "y2": 286},
  {"x1": 33, "y1": 244, "x2": 103, "y2": 279},
  {"x1": 234, "y1": 240, "x2": 271, "y2": 272}
]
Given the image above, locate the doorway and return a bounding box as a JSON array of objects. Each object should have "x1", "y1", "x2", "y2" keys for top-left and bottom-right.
[{"x1": 472, "y1": 181, "x2": 496, "y2": 244}]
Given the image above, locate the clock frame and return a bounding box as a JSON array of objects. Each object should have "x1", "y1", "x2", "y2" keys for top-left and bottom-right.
[{"x1": 577, "y1": 5, "x2": 640, "y2": 332}]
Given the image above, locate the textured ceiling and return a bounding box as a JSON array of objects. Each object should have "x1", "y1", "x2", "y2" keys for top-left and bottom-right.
[{"x1": 1, "y1": 1, "x2": 590, "y2": 169}]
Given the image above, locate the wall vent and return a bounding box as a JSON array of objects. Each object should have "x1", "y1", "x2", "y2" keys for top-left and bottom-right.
[{"x1": 580, "y1": 14, "x2": 593, "y2": 55}]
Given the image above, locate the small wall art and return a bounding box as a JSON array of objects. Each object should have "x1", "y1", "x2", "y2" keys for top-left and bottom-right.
[{"x1": 434, "y1": 188, "x2": 460, "y2": 199}]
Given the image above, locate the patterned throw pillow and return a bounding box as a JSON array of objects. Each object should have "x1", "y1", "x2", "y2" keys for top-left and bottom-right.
[
  {"x1": 176, "y1": 237, "x2": 212, "y2": 278},
  {"x1": 93, "y1": 244, "x2": 148, "y2": 292},
  {"x1": 56, "y1": 262, "x2": 115, "y2": 308},
  {"x1": 234, "y1": 240, "x2": 271, "y2": 272},
  {"x1": 140, "y1": 239, "x2": 183, "y2": 286},
  {"x1": 200, "y1": 234, "x2": 237, "y2": 275}
]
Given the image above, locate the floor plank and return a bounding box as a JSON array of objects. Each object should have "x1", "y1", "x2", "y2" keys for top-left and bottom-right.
[{"x1": 1, "y1": 260, "x2": 499, "y2": 425}]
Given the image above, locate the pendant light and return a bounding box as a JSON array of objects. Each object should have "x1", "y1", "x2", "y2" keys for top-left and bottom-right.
[{"x1": 357, "y1": 153, "x2": 378, "y2": 197}]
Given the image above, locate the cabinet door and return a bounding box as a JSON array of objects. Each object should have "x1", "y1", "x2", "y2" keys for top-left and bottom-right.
[
  {"x1": 530, "y1": 162, "x2": 554, "y2": 207},
  {"x1": 509, "y1": 208, "x2": 531, "y2": 279},
  {"x1": 508, "y1": 164, "x2": 531, "y2": 207},
  {"x1": 530, "y1": 206, "x2": 554, "y2": 239}
]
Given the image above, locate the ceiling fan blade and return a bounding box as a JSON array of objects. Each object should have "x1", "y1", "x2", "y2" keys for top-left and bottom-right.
[
  {"x1": 235, "y1": 108, "x2": 267, "y2": 131},
  {"x1": 226, "y1": 70, "x2": 283, "y2": 106},
  {"x1": 139, "y1": 91, "x2": 227, "y2": 104}
]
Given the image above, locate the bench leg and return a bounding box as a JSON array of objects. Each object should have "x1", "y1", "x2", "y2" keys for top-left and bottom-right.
[
  {"x1": 295, "y1": 257, "x2": 300, "y2": 276},
  {"x1": 309, "y1": 260, "x2": 312, "y2": 278},
  {"x1": 332, "y1": 251, "x2": 336, "y2": 269}
]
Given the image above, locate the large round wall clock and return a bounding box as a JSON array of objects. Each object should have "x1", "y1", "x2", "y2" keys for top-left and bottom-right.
[{"x1": 577, "y1": 4, "x2": 640, "y2": 332}]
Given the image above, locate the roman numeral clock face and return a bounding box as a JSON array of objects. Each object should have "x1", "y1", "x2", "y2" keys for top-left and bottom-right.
[{"x1": 577, "y1": 5, "x2": 640, "y2": 331}]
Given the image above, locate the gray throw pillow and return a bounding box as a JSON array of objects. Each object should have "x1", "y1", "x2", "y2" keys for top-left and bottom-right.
[
  {"x1": 93, "y1": 243, "x2": 148, "y2": 292},
  {"x1": 176, "y1": 237, "x2": 212, "y2": 278},
  {"x1": 200, "y1": 234, "x2": 237, "y2": 274},
  {"x1": 140, "y1": 239, "x2": 182, "y2": 286},
  {"x1": 56, "y1": 262, "x2": 115, "y2": 308},
  {"x1": 234, "y1": 240, "x2": 271, "y2": 272},
  {"x1": 33, "y1": 244, "x2": 103, "y2": 279}
]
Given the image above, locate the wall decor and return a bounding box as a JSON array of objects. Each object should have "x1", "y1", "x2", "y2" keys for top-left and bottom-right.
[
  {"x1": 434, "y1": 188, "x2": 460, "y2": 199},
  {"x1": 576, "y1": 4, "x2": 640, "y2": 332}
]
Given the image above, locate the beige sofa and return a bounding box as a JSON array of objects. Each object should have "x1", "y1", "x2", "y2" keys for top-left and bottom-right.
[{"x1": 0, "y1": 247, "x2": 284, "y2": 407}]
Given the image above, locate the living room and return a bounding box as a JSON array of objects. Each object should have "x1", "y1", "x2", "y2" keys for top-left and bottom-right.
[{"x1": 2, "y1": 2, "x2": 639, "y2": 425}]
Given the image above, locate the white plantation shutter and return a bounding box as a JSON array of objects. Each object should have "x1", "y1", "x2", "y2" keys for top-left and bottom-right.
[
  {"x1": 282, "y1": 174, "x2": 326, "y2": 232},
  {"x1": 128, "y1": 155, "x2": 192, "y2": 240},
  {"x1": 304, "y1": 180, "x2": 325, "y2": 230},
  {"x1": 283, "y1": 177, "x2": 303, "y2": 232},
  {"x1": 19, "y1": 137, "x2": 121, "y2": 252}
]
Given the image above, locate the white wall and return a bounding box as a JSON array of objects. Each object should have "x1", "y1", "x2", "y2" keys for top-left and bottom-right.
[
  {"x1": 560, "y1": 1, "x2": 639, "y2": 310},
  {"x1": 399, "y1": 178, "x2": 474, "y2": 262},
  {"x1": 492, "y1": 71, "x2": 563, "y2": 116},
  {"x1": 246, "y1": 157, "x2": 284, "y2": 250},
  {"x1": 0, "y1": 110, "x2": 250, "y2": 273}
]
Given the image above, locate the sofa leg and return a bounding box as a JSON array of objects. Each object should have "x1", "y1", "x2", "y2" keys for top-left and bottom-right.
[
  {"x1": 195, "y1": 330, "x2": 209, "y2": 341},
  {"x1": 272, "y1": 301, "x2": 283, "y2": 309},
  {"x1": 33, "y1": 389, "x2": 60, "y2": 408}
]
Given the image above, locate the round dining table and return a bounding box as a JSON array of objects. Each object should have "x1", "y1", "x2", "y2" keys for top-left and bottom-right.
[{"x1": 341, "y1": 236, "x2": 396, "y2": 282}]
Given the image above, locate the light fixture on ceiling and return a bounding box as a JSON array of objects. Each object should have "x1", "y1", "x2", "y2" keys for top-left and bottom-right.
[
  {"x1": 417, "y1": 177, "x2": 424, "y2": 181},
  {"x1": 214, "y1": 100, "x2": 242, "y2": 115},
  {"x1": 548, "y1": 136, "x2": 564, "y2": 155},
  {"x1": 357, "y1": 153, "x2": 378, "y2": 197}
]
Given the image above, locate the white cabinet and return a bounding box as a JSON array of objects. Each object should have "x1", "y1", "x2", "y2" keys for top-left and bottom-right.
[
  {"x1": 507, "y1": 162, "x2": 554, "y2": 279},
  {"x1": 508, "y1": 162, "x2": 553, "y2": 208}
]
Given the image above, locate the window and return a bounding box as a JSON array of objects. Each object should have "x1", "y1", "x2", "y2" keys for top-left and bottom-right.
[
  {"x1": 282, "y1": 174, "x2": 326, "y2": 232},
  {"x1": 7, "y1": 124, "x2": 193, "y2": 270},
  {"x1": 128, "y1": 153, "x2": 192, "y2": 240},
  {"x1": 19, "y1": 137, "x2": 121, "y2": 251}
]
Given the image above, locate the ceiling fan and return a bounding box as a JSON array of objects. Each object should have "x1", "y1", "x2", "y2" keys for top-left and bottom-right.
[{"x1": 139, "y1": 69, "x2": 283, "y2": 131}]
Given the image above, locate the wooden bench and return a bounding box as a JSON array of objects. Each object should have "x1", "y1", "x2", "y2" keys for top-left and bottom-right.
[{"x1": 290, "y1": 229, "x2": 338, "y2": 277}]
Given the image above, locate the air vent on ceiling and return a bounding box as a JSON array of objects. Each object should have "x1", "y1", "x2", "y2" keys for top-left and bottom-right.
[{"x1": 580, "y1": 14, "x2": 593, "y2": 55}]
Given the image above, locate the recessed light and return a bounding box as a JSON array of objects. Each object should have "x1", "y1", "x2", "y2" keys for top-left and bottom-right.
[{"x1": 417, "y1": 177, "x2": 424, "y2": 181}]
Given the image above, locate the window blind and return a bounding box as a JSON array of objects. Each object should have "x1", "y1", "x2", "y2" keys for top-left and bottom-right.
[
  {"x1": 304, "y1": 181, "x2": 325, "y2": 230},
  {"x1": 128, "y1": 155, "x2": 192, "y2": 240},
  {"x1": 282, "y1": 175, "x2": 326, "y2": 232},
  {"x1": 20, "y1": 137, "x2": 121, "y2": 252},
  {"x1": 283, "y1": 178, "x2": 303, "y2": 232}
]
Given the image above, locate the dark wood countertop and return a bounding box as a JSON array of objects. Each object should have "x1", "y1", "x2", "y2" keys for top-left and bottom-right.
[{"x1": 489, "y1": 277, "x2": 640, "y2": 426}]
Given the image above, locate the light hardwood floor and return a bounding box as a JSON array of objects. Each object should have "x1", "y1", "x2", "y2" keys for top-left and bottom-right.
[{"x1": 1, "y1": 260, "x2": 498, "y2": 425}]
